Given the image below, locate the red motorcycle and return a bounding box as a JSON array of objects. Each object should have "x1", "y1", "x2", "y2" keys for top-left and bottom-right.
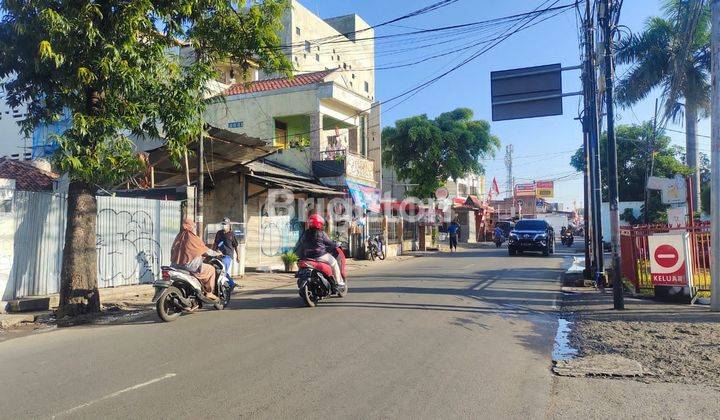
[{"x1": 296, "y1": 246, "x2": 348, "y2": 307}]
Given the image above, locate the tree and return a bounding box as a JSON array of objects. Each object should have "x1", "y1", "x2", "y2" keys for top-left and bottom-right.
[
  {"x1": 0, "y1": 1, "x2": 291, "y2": 316},
  {"x1": 570, "y1": 122, "x2": 690, "y2": 223},
  {"x1": 615, "y1": 0, "x2": 710, "y2": 211},
  {"x1": 382, "y1": 108, "x2": 500, "y2": 198}
]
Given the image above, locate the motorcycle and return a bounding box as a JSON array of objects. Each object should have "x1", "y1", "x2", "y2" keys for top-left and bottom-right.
[
  {"x1": 153, "y1": 257, "x2": 233, "y2": 322},
  {"x1": 494, "y1": 233, "x2": 505, "y2": 248},
  {"x1": 296, "y1": 246, "x2": 348, "y2": 307},
  {"x1": 367, "y1": 235, "x2": 386, "y2": 261},
  {"x1": 561, "y1": 231, "x2": 574, "y2": 247}
]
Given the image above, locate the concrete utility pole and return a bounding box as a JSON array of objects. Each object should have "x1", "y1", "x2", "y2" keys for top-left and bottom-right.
[
  {"x1": 711, "y1": 0, "x2": 720, "y2": 311},
  {"x1": 601, "y1": 0, "x2": 624, "y2": 309}
]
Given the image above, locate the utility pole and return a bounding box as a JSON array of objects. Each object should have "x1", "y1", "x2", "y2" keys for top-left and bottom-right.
[
  {"x1": 583, "y1": 131, "x2": 592, "y2": 280},
  {"x1": 505, "y1": 145, "x2": 514, "y2": 200},
  {"x1": 710, "y1": 0, "x2": 720, "y2": 311},
  {"x1": 582, "y1": 0, "x2": 604, "y2": 285},
  {"x1": 197, "y1": 129, "x2": 205, "y2": 240},
  {"x1": 644, "y1": 98, "x2": 659, "y2": 224},
  {"x1": 601, "y1": 0, "x2": 624, "y2": 309}
]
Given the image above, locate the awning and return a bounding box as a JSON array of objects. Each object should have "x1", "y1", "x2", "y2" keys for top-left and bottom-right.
[
  {"x1": 244, "y1": 160, "x2": 344, "y2": 196},
  {"x1": 347, "y1": 180, "x2": 381, "y2": 213},
  {"x1": 148, "y1": 124, "x2": 277, "y2": 186}
]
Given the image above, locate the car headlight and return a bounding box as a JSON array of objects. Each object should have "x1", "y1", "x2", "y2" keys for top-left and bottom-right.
[
  {"x1": 535, "y1": 233, "x2": 547, "y2": 240},
  {"x1": 509, "y1": 233, "x2": 518, "y2": 240}
]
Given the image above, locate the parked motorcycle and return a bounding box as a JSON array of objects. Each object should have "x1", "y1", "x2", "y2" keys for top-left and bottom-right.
[
  {"x1": 296, "y1": 246, "x2": 348, "y2": 307},
  {"x1": 367, "y1": 235, "x2": 386, "y2": 261},
  {"x1": 153, "y1": 257, "x2": 233, "y2": 322},
  {"x1": 494, "y1": 234, "x2": 505, "y2": 248}
]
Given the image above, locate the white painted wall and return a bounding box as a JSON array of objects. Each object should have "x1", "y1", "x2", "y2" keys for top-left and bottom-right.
[{"x1": 281, "y1": 0, "x2": 375, "y2": 101}]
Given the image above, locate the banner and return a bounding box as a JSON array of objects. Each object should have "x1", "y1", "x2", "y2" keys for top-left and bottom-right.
[
  {"x1": 346, "y1": 181, "x2": 381, "y2": 213},
  {"x1": 536, "y1": 180, "x2": 554, "y2": 198},
  {"x1": 515, "y1": 183, "x2": 536, "y2": 197}
]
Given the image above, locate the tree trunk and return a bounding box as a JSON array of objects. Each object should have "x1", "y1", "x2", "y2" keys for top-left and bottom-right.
[
  {"x1": 58, "y1": 181, "x2": 100, "y2": 317},
  {"x1": 685, "y1": 105, "x2": 702, "y2": 213}
]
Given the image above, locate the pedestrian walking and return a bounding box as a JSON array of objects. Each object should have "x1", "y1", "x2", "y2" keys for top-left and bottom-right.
[
  {"x1": 213, "y1": 217, "x2": 240, "y2": 279},
  {"x1": 447, "y1": 219, "x2": 460, "y2": 252}
]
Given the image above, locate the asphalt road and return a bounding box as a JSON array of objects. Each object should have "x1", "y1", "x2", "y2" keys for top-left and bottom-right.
[{"x1": 0, "y1": 245, "x2": 576, "y2": 419}]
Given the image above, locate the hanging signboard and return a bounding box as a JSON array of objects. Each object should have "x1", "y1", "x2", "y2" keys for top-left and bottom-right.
[
  {"x1": 535, "y1": 180, "x2": 554, "y2": 198},
  {"x1": 491, "y1": 63, "x2": 563, "y2": 121},
  {"x1": 648, "y1": 233, "x2": 693, "y2": 287},
  {"x1": 647, "y1": 174, "x2": 687, "y2": 205}
]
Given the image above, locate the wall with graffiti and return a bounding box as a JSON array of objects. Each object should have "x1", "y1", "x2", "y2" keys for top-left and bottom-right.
[
  {"x1": 6, "y1": 191, "x2": 180, "y2": 298},
  {"x1": 96, "y1": 197, "x2": 180, "y2": 288},
  {"x1": 244, "y1": 196, "x2": 303, "y2": 269}
]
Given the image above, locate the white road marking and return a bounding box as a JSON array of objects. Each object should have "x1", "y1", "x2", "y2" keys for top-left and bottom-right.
[{"x1": 52, "y1": 373, "x2": 176, "y2": 418}]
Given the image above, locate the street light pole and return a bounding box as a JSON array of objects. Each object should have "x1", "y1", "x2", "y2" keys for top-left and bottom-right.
[
  {"x1": 601, "y1": 0, "x2": 624, "y2": 309},
  {"x1": 710, "y1": 0, "x2": 720, "y2": 311}
]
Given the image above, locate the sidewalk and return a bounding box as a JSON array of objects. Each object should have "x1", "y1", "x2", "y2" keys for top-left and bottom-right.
[{"x1": 547, "y1": 287, "x2": 720, "y2": 418}]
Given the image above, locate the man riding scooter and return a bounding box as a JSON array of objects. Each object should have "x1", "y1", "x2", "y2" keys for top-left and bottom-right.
[
  {"x1": 295, "y1": 213, "x2": 346, "y2": 293},
  {"x1": 493, "y1": 224, "x2": 505, "y2": 248}
]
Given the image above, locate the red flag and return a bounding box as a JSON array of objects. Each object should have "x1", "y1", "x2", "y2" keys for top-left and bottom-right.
[{"x1": 492, "y1": 177, "x2": 500, "y2": 195}]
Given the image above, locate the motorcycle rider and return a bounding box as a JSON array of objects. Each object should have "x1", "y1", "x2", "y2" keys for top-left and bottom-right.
[
  {"x1": 493, "y1": 224, "x2": 504, "y2": 243},
  {"x1": 296, "y1": 213, "x2": 346, "y2": 290},
  {"x1": 170, "y1": 219, "x2": 223, "y2": 301}
]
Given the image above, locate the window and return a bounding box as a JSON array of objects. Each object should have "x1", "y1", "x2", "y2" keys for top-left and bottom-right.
[
  {"x1": 351, "y1": 73, "x2": 355, "y2": 79},
  {"x1": 304, "y1": 41, "x2": 311, "y2": 52},
  {"x1": 315, "y1": 54, "x2": 320, "y2": 61},
  {"x1": 296, "y1": 27, "x2": 301, "y2": 36},
  {"x1": 364, "y1": 81, "x2": 369, "y2": 92},
  {"x1": 343, "y1": 63, "x2": 347, "y2": 70},
  {"x1": 337, "y1": 55, "x2": 340, "y2": 61}
]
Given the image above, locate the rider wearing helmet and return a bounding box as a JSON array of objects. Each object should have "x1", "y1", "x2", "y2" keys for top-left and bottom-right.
[{"x1": 296, "y1": 213, "x2": 346, "y2": 288}]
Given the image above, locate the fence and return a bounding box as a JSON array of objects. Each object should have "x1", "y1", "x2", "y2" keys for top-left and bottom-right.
[
  {"x1": 387, "y1": 216, "x2": 400, "y2": 244},
  {"x1": 7, "y1": 191, "x2": 181, "y2": 298},
  {"x1": 403, "y1": 220, "x2": 417, "y2": 241},
  {"x1": 620, "y1": 222, "x2": 711, "y2": 297},
  {"x1": 368, "y1": 216, "x2": 383, "y2": 238}
]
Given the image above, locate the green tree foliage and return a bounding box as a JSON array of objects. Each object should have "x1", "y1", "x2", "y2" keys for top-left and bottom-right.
[
  {"x1": 0, "y1": 0, "x2": 291, "y2": 315},
  {"x1": 382, "y1": 108, "x2": 500, "y2": 198},
  {"x1": 570, "y1": 122, "x2": 690, "y2": 223},
  {"x1": 615, "y1": 0, "x2": 710, "y2": 210}
]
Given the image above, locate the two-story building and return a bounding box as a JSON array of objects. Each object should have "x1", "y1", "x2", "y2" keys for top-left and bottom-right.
[{"x1": 202, "y1": 0, "x2": 382, "y2": 270}]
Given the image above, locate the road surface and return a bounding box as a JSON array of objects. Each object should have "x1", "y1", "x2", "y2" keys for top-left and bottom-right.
[{"x1": 0, "y1": 246, "x2": 576, "y2": 419}]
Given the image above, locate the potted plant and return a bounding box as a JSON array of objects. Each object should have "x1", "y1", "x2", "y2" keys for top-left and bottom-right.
[{"x1": 281, "y1": 251, "x2": 299, "y2": 272}]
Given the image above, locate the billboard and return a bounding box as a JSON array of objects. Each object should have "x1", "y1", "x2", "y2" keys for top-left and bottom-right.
[
  {"x1": 515, "y1": 183, "x2": 536, "y2": 197},
  {"x1": 536, "y1": 180, "x2": 554, "y2": 198},
  {"x1": 648, "y1": 233, "x2": 693, "y2": 287}
]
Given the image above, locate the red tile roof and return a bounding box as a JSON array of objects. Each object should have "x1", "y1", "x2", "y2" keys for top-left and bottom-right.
[
  {"x1": 0, "y1": 159, "x2": 59, "y2": 191},
  {"x1": 223, "y1": 69, "x2": 336, "y2": 96}
]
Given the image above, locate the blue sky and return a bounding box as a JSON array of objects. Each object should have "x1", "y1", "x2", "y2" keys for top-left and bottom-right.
[{"x1": 305, "y1": 0, "x2": 709, "y2": 208}]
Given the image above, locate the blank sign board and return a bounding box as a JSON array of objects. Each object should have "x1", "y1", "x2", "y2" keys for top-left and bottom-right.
[{"x1": 491, "y1": 63, "x2": 563, "y2": 121}]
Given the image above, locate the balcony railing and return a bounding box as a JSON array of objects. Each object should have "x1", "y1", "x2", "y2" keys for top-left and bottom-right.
[{"x1": 312, "y1": 149, "x2": 375, "y2": 184}]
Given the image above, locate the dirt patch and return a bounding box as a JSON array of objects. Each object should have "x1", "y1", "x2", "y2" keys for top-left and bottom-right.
[{"x1": 570, "y1": 316, "x2": 720, "y2": 388}]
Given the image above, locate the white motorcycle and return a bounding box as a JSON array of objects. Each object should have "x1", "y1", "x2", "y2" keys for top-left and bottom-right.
[{"x1": 152, "y1": 257, "x2": 233, "y2": 322}]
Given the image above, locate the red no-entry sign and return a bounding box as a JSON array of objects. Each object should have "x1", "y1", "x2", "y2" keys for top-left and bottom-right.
[
  {"x1": 654, "y1": 244, "x2": 679, "y2": 269},
  {"x1": 648, "y1": 234, "x2": 693, "y2": 287}
]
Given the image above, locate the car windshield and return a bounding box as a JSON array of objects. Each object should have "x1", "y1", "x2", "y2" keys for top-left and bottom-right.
[{"x1": 514, "y1": 220, "x2": 547, "y2": 231}]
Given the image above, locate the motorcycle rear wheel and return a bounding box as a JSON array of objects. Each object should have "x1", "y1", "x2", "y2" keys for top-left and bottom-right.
[
  {"x1": 300, "y1": 285, "x2": 317, "y2": 308},
  {"x1": 378, "y1": 249, "x2": 386, "y2": 260},
  {"x1": 156, "y1": 286, "x2": 183, "y2": 322}
]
